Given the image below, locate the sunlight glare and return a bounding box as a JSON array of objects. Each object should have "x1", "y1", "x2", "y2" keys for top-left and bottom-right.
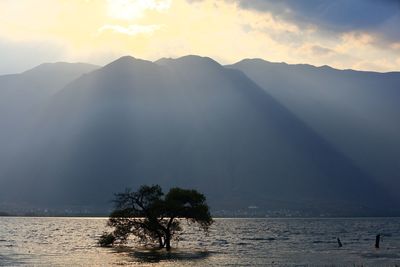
[{"x1": 107, "y1": 0, "x2": 171, "y2": 20}]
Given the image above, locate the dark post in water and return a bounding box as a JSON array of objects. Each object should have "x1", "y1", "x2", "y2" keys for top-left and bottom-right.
[
  {"x1": 337, "y1": 238, "x2": 343, "y2": 248},
  {"x1": 375, "y1": 234, "x2": 381, "y2": 248}
]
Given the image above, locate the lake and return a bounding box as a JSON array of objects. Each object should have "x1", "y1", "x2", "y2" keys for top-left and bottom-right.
[{"x1": 1, "y1": 217, "x2": 399, "y2": 266}]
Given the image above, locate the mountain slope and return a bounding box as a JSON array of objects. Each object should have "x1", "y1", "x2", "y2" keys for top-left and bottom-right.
[
  {"x1": 2, "y1": 56, "x2": 397, "y2": 215},
  {"x1": 230, "y1": 59, "x2": 400, "y2": 202},
  {"x1": 0, "y1": 62, "x2": 99, "y2": 197}
]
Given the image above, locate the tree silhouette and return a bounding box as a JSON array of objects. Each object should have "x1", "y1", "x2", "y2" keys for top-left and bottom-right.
[{"x1": 99, "y1": 185, "x2": 213, "y2": 250}]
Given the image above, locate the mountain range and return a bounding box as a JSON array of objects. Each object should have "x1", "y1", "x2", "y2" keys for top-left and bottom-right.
[{"x1": 0, "y1": 56, "x2": 399, "y2": 216}]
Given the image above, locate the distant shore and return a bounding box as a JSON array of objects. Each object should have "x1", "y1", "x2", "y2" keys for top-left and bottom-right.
[{"x1": 2, "y1": 212, "x2": 400, "y2": 219}]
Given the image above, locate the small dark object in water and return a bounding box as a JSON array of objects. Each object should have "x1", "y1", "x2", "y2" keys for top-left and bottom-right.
[
  {"x1": 99, "y1": 232, "x2": 116, "y2": 247},
  {"x1": 375, "y1": 234, "x2": 381, "y2": 248},
  {"x1": 337, "y1": 238, "x2": 343, "y2": 248}
]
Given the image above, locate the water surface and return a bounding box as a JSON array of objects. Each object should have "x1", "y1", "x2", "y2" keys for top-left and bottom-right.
[{"x1": 1, "y1": 217, "x2": 399, "y2": 266}]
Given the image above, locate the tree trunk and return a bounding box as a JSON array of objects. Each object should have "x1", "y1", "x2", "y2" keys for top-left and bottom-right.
[
  {"x1": 165, "y1": 232, "x2": 171, "y2": 251},
  {"x1": 165, "y1": 217, "x2": 174, "y2": 251},
  {"x1": 158, "y1": 235, "x2": 164, "y2": 249}
]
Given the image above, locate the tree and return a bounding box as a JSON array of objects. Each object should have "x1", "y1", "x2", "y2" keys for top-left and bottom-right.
[{"x1": 99, "y1": 185, "x2": 213, "y2": 250}]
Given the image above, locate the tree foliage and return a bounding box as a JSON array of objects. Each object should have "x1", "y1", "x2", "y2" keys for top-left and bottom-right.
[{"x1": 99, "y1": 185, "x2": 213, "y2": 250}]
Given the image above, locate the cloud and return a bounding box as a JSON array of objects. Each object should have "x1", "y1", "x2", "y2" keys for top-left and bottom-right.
[
  {"x1": 301, "y1": 44, "x2": 334, "y2": 57},
  {"x1": 392, "y1": 42, "x2": 400, "y2": 50},
  {"x1": 107, "y1": 0, "x2": 172, "y2": 20},
  {"x1": 224, "y1": 0, "x2": 400, "y2": 42},
  {"x1": 98, "y1": 24, "x2": 162, "y2": 36}
]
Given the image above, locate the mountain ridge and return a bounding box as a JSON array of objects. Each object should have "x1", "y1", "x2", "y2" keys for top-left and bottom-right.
[{"x1": 4, "y1": 55, "x2": 400, "y2": 77}]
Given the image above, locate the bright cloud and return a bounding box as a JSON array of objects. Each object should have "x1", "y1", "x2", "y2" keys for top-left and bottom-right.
[{"x1": 107, "y1": 0, "x2": 171, "y2": 20}]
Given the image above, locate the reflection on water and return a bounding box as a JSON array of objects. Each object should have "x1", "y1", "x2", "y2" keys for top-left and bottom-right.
[
  {"x1": 127, "y1": 249, "x2": 211, "y2": 264},
  {"x1": 1, "y1": 217, "x2": 400, "y2": 266}
]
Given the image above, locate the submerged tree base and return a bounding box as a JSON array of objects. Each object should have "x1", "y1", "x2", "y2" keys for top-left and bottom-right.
[
  {"x1": 131, "y1": 249, "x2": 211, "y2": 263},
  {"x1": 99, "y1": 233, "x2": 116, "y2": 247}
]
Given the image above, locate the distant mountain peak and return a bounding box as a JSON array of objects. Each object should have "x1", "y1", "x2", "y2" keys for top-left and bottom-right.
[
  {"x1": 234, "y1": 58, "x2": 295, "y2": 68},
  {"x1": 177, "y1": 55, "x2": 220, "y2": 64},
  {"x1": 234, "y1": 58, "x2": 342, "y2": 73},
  {"x1": 235, "y1": 58, "x2": 272, "y2": 65},
  {"x1": 156, "y1": 55, "x2": 221, "y2": 68},
  {"x1": 105, "y1": 55, "x2": 153, "y2": 67},
  {"x1": 112, "y1": 55, "x2": 139, "y2": 62},
  {"x1": 100, "y1": 56, "x2": 158, "y2": 75}
]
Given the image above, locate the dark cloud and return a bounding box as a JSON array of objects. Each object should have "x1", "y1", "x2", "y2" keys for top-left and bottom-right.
[{"x1": 230, "y1": 0, "x2": 400, "y2": 41}]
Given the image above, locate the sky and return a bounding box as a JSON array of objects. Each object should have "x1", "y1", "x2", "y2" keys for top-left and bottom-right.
[{"x1": 0, "y1": 0, "x2": 399, "y2": 74}]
